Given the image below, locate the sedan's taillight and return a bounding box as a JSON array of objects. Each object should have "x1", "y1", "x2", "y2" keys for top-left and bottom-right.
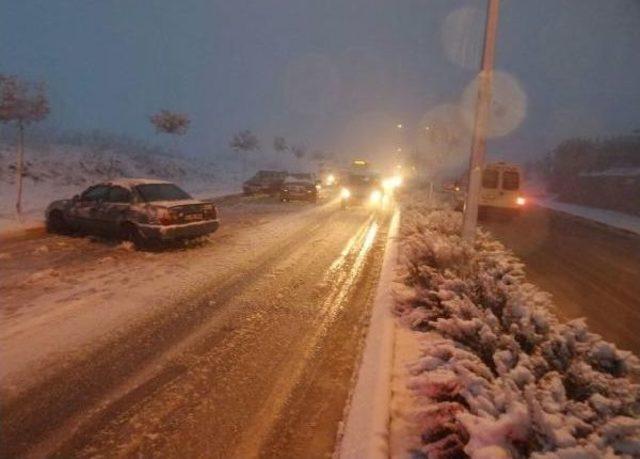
[
  {"x1": 155, "y1": 208, "x2": 176, "y2": 225},
  {"x1": 159, "y1": 215, "x2": 175, "y2": 225},
  {"x1": 203, "y1": 204, "x2": 217, "y2": 220}
]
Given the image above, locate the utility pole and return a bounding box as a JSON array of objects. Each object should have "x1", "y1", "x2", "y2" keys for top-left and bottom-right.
[{"x1": 461, "y1": 0, "x2": 501, "y2": 241}]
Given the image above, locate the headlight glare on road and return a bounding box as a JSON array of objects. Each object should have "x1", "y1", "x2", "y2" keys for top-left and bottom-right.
[
  {"x1": 370, "y1": 190, "x2": 382, "y2": 204},
  {"x1": 383, "y1": 175, "x2": 403, "y2": 192},
  {"x1": 341, "y1": 188, "x2": 351, "y2": 199}
]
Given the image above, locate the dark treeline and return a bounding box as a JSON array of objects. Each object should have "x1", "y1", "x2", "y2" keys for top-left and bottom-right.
[
  {"x1": 536, "y1": 134, "x2": 640, "y2": 215},
  {"x1": 549, "y1": 135, "x2": 640, "y2": 189}
]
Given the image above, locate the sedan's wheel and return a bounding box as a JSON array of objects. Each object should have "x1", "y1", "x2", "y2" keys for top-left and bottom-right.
[
  {"x1": 46, "y1": 211, "x2": 68, "y2": 234},
  {"x1": 121, "y1": 223, "x2": 146, "y2": 249}
]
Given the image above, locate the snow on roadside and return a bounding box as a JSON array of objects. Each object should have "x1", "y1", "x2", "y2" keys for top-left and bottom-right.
[
  {"x1": 0, "y1": 143, "x2": 243, "y2": 234},
  {"x1": 536, "y1": 198, "x2": 640, "y2": 235},
  {"x1": 338, "y1": 208, "x2": 400, "y2": 459},
  {"x1": 392, "y1": 195, "x2": 640, "y2": 458}
]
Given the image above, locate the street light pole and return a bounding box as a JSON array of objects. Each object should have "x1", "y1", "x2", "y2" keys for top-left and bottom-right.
[{"x1": 461, "y1": 0, "x2": 501, "y2": 241}]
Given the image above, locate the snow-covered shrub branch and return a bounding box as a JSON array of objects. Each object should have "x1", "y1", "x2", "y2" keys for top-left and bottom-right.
[{"x1": 395, "y1": 195, "x2": 640, "y2": 458}]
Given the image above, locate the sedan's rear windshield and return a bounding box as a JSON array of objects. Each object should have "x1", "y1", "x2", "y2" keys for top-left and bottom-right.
[{"x1": 135, "y1": 183, "x2": 191, "y2": 202}]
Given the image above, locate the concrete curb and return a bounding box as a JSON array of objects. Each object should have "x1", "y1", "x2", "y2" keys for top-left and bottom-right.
[{"x1": 336, "y1": 208, "x2": 400, "y2": 459}]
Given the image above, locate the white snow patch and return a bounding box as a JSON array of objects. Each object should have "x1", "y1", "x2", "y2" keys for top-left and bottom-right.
[
  {"x1": 579, "y1": 167, "x2": 640, "y2": 178},
  {"x1": 537, "y1": 198, "x2": 640, "y2": 235},
  {"x1": 337, "y1": 208, "x2": 400, "y2": 459},
  {"x1": 0, "y1": 142, "x2": 243, "y2": 235}
]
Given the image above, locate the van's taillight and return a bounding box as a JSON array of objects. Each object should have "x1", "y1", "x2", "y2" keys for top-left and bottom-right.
[{"x1": 516, "y1": 196, "x2": 526, "y2": 206}]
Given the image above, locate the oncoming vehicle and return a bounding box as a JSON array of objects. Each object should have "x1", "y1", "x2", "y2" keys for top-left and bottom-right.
[
  {"x1": 340, "y1": 172, "x2": 384, "y2": 209},
  {"x1": 279, "y1": 175, "x2": 319, "y2": 203},
  {"x1": 318, "y1": 168, "x2": 338, "y2": 187},
  {"x1": 45, "y1": 179, "x2": 220, "y2": 248},
  {"x1": 242, "y1": 170, "x2": 288, "y2": 195}
]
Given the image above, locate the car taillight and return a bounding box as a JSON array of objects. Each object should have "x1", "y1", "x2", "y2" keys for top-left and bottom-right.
[
  {"x1": 203, "y1": 205, "x2": 217, "y2": 220},
  {"x1": 155, "y1": 208, "x2": 176, "y2": 225},
  {"x1": 159, "y1": 215, "x2": 175, "y2": 225}
]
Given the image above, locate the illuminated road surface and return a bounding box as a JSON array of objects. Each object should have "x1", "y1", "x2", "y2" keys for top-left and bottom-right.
[
  {"x1": 0, "y1": 195, "x2": 391, "y2": 458},
  {"x1": 482, "y1": 205, "x2": 640, "y2": 356}
]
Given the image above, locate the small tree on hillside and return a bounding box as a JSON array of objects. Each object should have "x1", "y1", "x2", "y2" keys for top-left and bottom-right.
[
  {"x1": 230, "y1": 129, "x2": 260, "y2": 175},
  {"x1": 150, "y1": 110, "x2": 190, "y2": 152},
  {"x1": 273, "y1": 136, "x2": 288, "y2": 153},
  {"x1": 291, "y1": 145, "x2": 306, "y2": 160},
  {"x1": 0, "y1": 75, "x2": 50, "y2": 217},
  {"x1": 311, "y1": 150, "x2": 325, "y2": 162}
]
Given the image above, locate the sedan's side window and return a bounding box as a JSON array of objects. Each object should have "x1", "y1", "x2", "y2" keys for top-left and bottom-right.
[
  {"x1": 107, "y1": 186, "x2": 132, "y2": 203},
  {"x1": 81, "y1": 185, "x2": 110, "y2": 201}
]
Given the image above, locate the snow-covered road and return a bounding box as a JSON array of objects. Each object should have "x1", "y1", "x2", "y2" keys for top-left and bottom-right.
[{"x1": 0, "y1": 194, "x2": 392, "y2": 457}]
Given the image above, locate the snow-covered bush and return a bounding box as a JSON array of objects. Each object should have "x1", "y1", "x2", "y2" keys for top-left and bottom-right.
[{"x1": 395, "y1": 195, "x2": 640, "y2": 458}]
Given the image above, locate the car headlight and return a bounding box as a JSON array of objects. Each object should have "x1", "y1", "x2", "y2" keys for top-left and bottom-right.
[
  {"x1": 341, "y1": 188, "x2": 351, "y2": 199},
  {"x1": 370, "y1": 190, "x2": 382, "y2": 204},
  {"x1": 516, "y1": 196, "x2": 526, "y2": 206},
  {"x1": 325, "y1": 174, "x2": 336, "y2": 186}
]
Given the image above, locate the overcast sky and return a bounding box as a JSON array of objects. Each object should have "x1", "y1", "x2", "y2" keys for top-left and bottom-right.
[{"x1": 2, "y1": 0, "x2": 639, "y2": 166}]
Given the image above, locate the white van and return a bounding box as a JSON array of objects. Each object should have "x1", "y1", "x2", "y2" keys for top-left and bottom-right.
[{"x1": 478, "y1": 162, "x2": 526, "y2": 213}]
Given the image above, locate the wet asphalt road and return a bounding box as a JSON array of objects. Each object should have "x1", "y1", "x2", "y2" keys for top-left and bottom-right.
[
  {"x1": 482, "y1": 205, "x2": 640, "y2": 356},
  {"x1": 0, "y1": 196, "x2": 391, "y2": 458}
]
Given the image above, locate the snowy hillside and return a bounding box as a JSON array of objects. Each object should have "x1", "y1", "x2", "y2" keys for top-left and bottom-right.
[{"x1": 0, "y1": 142, "x2": 245, "y2": 231}]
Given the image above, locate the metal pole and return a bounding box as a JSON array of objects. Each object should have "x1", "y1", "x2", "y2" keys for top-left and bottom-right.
[
  {"x1": 461, "y1": 0, "x2": 501, "y2": 241},
  {"x1": 15, "y1": 121, "x2": 24, "y2": 219}
]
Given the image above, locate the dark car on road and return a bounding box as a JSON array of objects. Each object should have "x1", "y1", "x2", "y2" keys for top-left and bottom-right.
[
  {"x1": 279, "y1": 176, "x2": 319, "y2": 202},
  {"x1": 45, "y1": 179, "x2": 220, "y2": 247},
  {"x1": 340, "y1": 173, "x2": 384, "y2": 209},
  {"x1": 242, "y1": 170, "x2": 288, "y2": 196}
]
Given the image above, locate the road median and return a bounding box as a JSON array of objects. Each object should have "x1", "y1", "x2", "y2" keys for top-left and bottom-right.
[
  {"x1": 389, "y1": 194, "x2": 640, "y2": 457},
  {"x1": 337, "y1": 207, "x2": 400, "y2": 459}
]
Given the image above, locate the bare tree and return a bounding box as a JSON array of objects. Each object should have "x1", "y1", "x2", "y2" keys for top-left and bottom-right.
[
  {"x1": 291, "y1": 145, "x2": 306, "y2": 160},
  {"x1": 230, "y1": 129, "x2": 260, "y2": 175},
  {"x1": 150, "y1": 110, "x2": 190, "y2": 153},
  {"x1": 311, "y1": 150, "x2": 325, "y2": 162},
  {"x1": 273, "y1": 136, "x2": 288, "y2": 153},
  {"x1": 0, "y1": 75, "x2": 50, "y2": 217},
  {"x1": 230, "y1": 129, "x2": 260, "y2": 153},
  {"x1": 150, "y1": 110, "x2": 190, "y2": 135}
]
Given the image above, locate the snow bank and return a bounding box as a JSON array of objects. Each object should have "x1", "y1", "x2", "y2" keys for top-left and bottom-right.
[
  {"x1": 0, "y1": 143, "x2": 243, "y2": 233},
  {"x1": 394, "y1": 195, "x2": 640, "y2": 458},
  {"x1": 338, "y1": 208, "x2": 400, "y2": 459},
  {"x1": 536, "y1": 198, "x2": 640, "y2": 235}
]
